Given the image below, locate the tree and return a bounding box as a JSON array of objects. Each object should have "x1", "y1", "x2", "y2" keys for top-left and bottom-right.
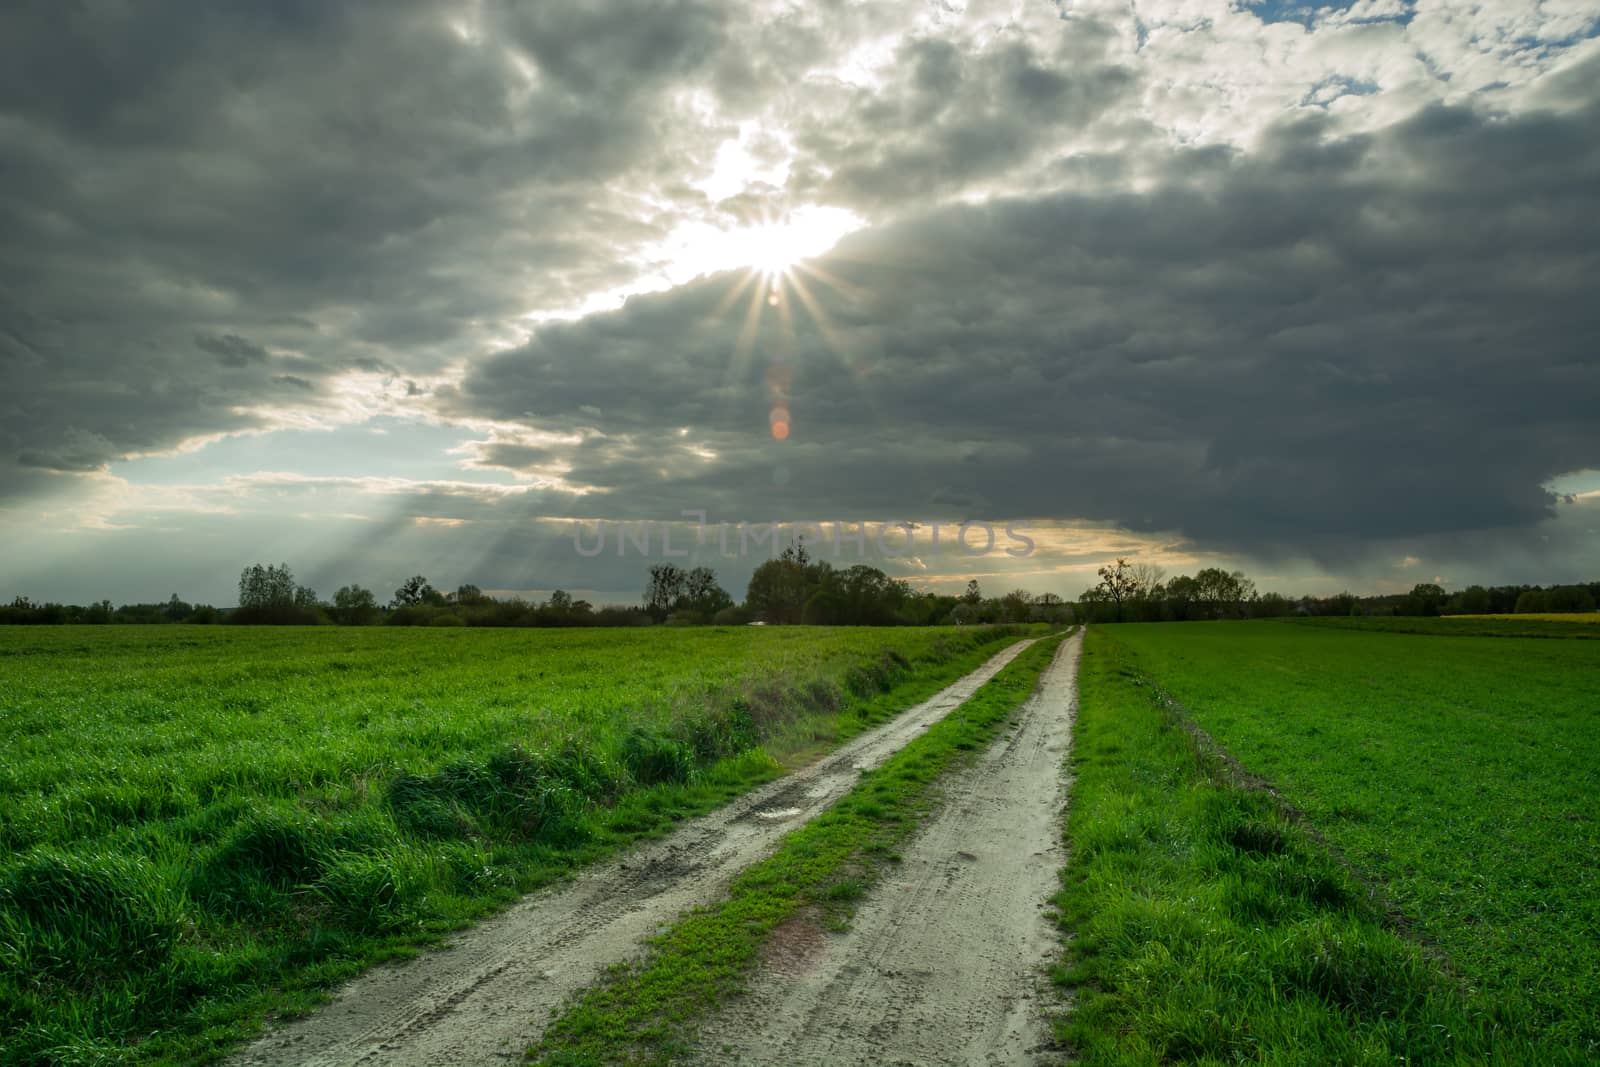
[
  {"x1": 392, "y1": 575, "x2": 439, "y2": 608},
  {"x1": 1162, "y1": 574, "x2": 1199, "y2": 620},
  {"x1": 1547, "y1": 585, "x2": 1596, "y2": 613},
  {"x1": 1131, "y1": 562, "x2": 1165, "y2": 592},
  {"x1": 802, "y1": 587, "x2": 846, "y2": 625},
  {"x1": 1254, "y1": 592, "x2": 1293, "y2": 617},
  {"x1": 819, "y1": 565, "x2": 905, "y2": 625},
  {"x1": 1444, "y1": 585, "x2": 1491, "y2": 615},
  {"x1": 332, "y1": 584, "x2": 379, "y2": 625},
  {"x1": 235, "y1": 562, "x2": 322, "y2": 624},
  {"x1": 999, "y1": 588, "x2": 1033, "y2": 623},
  {"x1": 1191, "y1": 567, "x2": 1254, "y2": 619},
  {"x1": 682, "y1": 566, "x2": 733, "y2": 617},
  {"x1": 547, "y1": 588, "x2": 573, "y2": 611},
  {"x1": 453, "y1": 583, "x2": 489, "y2": 606},
  {"x1": 1514, "y1": 589, "x2": 1549, "y2": 613},
  {"x1": 644, "y1": 563, "x2": 687, "y2": 621},
  {"x1": 962, "y1": 579, "x2": 982, "y2": 605},
  {"x1": 163, "y1": 593, "x2": 191, "y2": 622},
  {"x1": 239, "y1": 563, "x2": 296, "y2": 610},
  {"x1": 949, "y1": 602, "x2": 979, "y2": 625},
  {"x1": 746, "y1": 557, "x2": 809, "y2": 624},
  {"x1": 1404, "y1": 582, "x2": 1446, "y2": 616},
  {"x1": 713, "y1": 603, "x2": 753, "y2": 625},
  {"x1": 1094, "y1": 558, "x2": 1139, "y2": 622}
]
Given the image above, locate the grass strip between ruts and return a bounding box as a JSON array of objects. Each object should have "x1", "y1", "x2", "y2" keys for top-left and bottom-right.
[{"x1": 527, "y1": 631, "x2": 1071, "y2": 1066}]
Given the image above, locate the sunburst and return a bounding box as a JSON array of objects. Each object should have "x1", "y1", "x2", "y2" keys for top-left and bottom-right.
[{"x1": 689, "y1": 206, "x2": 876, "y2": 443}]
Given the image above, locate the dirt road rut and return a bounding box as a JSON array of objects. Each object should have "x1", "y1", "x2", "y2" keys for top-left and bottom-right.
[
  {"x1": 691, "y1": 630, "x2": 1080, "y2": 1066},
  {"x1": 230, "y1": 638, "x2": 1036, "y2": 1067}
]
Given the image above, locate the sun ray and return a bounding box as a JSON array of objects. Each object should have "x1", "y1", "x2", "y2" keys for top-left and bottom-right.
[
  {"x1": 785, "y1": 269, "x2": 854, "y2": 373},
  {"x1": 773, "y1": 274, "x2": 797, "y2": 349},
  {"x1": 792, "y1": 259, "x2": 870, "y2": 308},
  {"x1": 786, "y1": 265, "x2": 886, "y2": 435},
  {"x1": 727, "y1": 268, "x2": 769, "y2": 389},
  {"x1": 702, "y1": 265, "x2": 761, "y2": 328}
]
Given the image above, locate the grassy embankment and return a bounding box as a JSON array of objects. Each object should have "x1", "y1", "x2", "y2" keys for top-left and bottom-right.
[
  {"x1": 0, "y1": 623, "x2": 1028, "y2": 1066},
  {"x1": 1056, "y1": 622, "x2": 1598, "y2": 1064},
  {"x1": 527, "y1": 632, "x2": 1071, "y2": 1066}
]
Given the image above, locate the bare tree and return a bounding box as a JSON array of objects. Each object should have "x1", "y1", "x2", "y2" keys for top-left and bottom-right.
[
  {"x1": 1131, "y1": 562, "x2": 1166, "y2": 597},
  {"x1": 1095, "y1": 558, "x2": 1139, "y2": 622},
  {"x1": 644, "y1": 563, "x2": 687, "y2": 621}
]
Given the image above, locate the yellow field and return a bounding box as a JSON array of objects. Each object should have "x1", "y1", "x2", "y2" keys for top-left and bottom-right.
[{"x1": 1446, "y1": 612, "x2": 1600, "y2": 622}]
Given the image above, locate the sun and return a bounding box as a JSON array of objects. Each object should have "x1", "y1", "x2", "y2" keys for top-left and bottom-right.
[
  {"x1": 743, "y1": 207, "x2": 860, "y2": 278},
  {"x1": 661, "y1": 206, "x2": 862, "y2": 285},
  {"x1": 748, "y1": 224, "x2": 800, "y2": 278},
  {"x1": 744, "y1": 218, "x2": 824, "y2": 279}
]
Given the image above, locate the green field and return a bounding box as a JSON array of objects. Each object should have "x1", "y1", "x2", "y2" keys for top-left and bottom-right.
[
  {"x1": 1059, "y1": 621, "x2": 1599, "y2": 1063},
  {"x1": 0, "y1": 624, "x2": 1024, "y2": 1065},
  {"x1": 1450, "y1": 612, "x2": 1600, "y2": 623},
  {"x1": 1288, "y1": 614, "x2": 1600, "y2": 639}
]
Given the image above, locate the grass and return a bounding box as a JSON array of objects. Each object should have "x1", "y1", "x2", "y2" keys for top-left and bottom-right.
[
  {"x1": 526, "y1": 631, "x2": 1070, "y2": 1066},
  {"x1": 1449, "y1": 612, "x2": 1600, "y2": 623},
  {"x1": 1286, "y1": 614, "x2": 1600, "y2": 639},
  {"x1": 1055, "y1": 622, "x2": 1598, "y2": 1064},
  {"x1": 0, "y1": 623, "x2": 1029, "y2": 1066}
]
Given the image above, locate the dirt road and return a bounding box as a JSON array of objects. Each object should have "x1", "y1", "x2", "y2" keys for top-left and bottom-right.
[
  {"x1": 230, "y1": 638, "x2": 1036, "y2": 1067},
  {"x1": 690, "y1": 631, "x2": 1080, "y2": 1066}
]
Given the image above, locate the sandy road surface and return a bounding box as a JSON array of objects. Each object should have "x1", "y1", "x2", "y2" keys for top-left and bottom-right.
[
  {"x1": 229, "y1": 638, "x2": 1035, "y2": 1067},
  {"x1": 691, "y1": 630, "x2": 1081, "y2": 1066}
]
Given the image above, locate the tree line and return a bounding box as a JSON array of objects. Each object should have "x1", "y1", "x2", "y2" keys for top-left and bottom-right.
[
  {"x1": 652, "y1": 544, "x2": 1074, "y2": 627},
  {"x1": 0, "y1": 551, "x2": 1075, "y2": 628},
  {"x1": 3, "y1": 555, "x2": 1595, "y2": 627},
  {"x1": 1077, "y1": 558, "x2": 1600, "y2": 623}
]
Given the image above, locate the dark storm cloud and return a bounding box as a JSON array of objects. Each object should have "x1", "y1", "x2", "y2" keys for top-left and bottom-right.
[
  {"x1": 16, "y1": 430, "x2": 117, "y2": 474},
  {"x1": 0, "y1": 0, "x2": 740, "y2": 503},
  {"x1": 454, "y1": 86, "x2": 1600, "y2": 559},
  {"x1": 194, "y1": 334, "x2": 270, "y2": 368}
]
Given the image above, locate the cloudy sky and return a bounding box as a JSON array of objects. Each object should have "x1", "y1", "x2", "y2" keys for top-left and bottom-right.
[{"x1": 2, "y1": 0, "x2": 1597, "y2": 607}]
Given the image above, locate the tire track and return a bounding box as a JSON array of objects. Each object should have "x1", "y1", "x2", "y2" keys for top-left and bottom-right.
[
  {"x1": 229, "y1": 638, "x2": 1036, "y2": 1067},
  {"x1": 690, "y1": 631, "x2": 1081, "y2": 1066}
]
